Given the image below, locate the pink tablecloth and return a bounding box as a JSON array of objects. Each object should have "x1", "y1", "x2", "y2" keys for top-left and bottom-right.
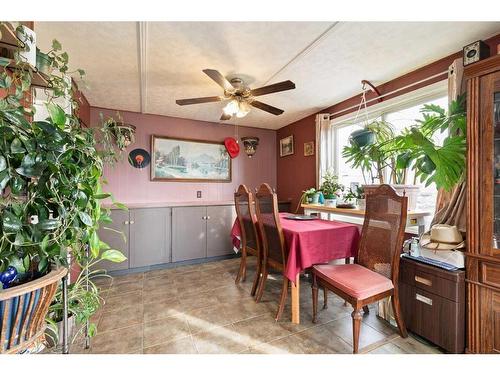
[{"x1": 231, "y1": 213, "x2": 360, "y2": 281}]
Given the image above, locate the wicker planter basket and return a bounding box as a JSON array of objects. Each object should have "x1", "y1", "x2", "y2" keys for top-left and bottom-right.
[{"x1": 0, "y1": 267, "x2": 67, "y2": 354}]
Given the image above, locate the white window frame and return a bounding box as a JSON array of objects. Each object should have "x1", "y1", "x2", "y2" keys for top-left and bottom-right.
[{"x1": 329, "y1": 80, "x2": 448, "y2": 179}]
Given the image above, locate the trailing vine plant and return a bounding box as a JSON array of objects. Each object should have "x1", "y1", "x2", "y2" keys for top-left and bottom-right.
[{"x1": 0, "y1": 22, "x2": 126, "y2": 341}]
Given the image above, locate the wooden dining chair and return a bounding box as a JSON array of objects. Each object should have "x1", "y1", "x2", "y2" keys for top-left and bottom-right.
[
  {"x1": 311, "y1": 184, "x2": 409, "y2": 353},
  {"x1": 234, "y1": 184, "x2": 261, "y2": 296},
  {"x1": 254, "y1": 183, "x2": 289, "y2": 321}
]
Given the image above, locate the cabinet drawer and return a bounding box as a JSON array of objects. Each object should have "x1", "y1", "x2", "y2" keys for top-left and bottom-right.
[
  {"x1": 481, "y1": 261, "x2": 500, "y2": 289},
  {"x1": 413, "y1": 269, "x2": 462, "y2": 302},
  {"x1": 399, "y1": 257, "x2": 464, "y2": 303},
  {"x1": 412, "y1": 287, "x2": 465, "y2": 353}
]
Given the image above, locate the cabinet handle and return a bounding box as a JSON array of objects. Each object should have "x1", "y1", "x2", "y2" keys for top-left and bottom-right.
[
  {"x1": 206, "y1": 216, "x2": 211, "y2": 220},
  {"x1": 415, "y1": 293, "x2": 433, "y2": 306},
  {"x1": 124, "y1": 221, "x2": 129, "y2": 225},
  {"x1": 129, "y1": 220, "x2": 135, "y2": 224},
  {"x1": 202, "y1": 216, "x2": 206, "y2": 220},
  {"x1": 415, "y1": 275, "x2": 432, "y2": 286}
]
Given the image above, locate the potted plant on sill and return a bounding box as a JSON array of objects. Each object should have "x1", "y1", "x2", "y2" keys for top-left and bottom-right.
[
  {"x1": 0, "y1": 23, "x2": 126, "y2": 353},
  {"x1": 320, "y1": 170, "x2": 344, "y2": 207},
  {"x1": 348, "y1": 185, "x2": 366, "y2": 210},
  {"x1": 302, "y1": 188, "x2": 320, "y2": 204},
  {"x1": 342, "y1": 120, "x2": 418, "y2": 209}
]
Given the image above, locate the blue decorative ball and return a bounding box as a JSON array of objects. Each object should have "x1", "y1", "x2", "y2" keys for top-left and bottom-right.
[{"x1": 0, "y1": 266, "x2": 18, "y2": 289}]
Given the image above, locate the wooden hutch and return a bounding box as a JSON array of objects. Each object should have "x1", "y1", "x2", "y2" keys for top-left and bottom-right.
[{"x1": 465, "y1": 53, "x2": 500, "y2": 353}]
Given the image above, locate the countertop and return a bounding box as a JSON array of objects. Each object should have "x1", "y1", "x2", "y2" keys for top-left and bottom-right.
[{"x1": 102, "y1": 199, "x2": 292, "y2": 209}]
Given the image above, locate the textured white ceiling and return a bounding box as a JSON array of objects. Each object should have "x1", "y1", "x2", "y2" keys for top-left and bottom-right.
[{"x1": 35, "y1": 21, "x2": 500, "y2": 130}]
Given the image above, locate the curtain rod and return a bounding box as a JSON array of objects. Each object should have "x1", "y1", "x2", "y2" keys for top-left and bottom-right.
[{"x1": 329, "y1": 70, "x2": 448, "y2": 119}]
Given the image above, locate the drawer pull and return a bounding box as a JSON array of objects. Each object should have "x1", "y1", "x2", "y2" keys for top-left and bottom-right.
[
  {"x1": 415, "y1": 275, "x2": 432, "y2": 286},
  {"x1": 415, "y1": 293, "x2": 433, "y2": 306}
]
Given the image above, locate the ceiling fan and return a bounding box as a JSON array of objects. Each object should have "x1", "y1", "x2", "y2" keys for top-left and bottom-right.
[{"x1": 175, "y1": 69, "x2": 296, "y2": 121}]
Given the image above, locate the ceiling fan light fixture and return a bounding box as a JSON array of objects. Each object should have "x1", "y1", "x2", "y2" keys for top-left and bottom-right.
[
  {"x1": 236, "y1": 101, "x2": 251, "y2": 118},
  {"x1": 223, "y1": 99, "x2": 239, "y2": 116}
]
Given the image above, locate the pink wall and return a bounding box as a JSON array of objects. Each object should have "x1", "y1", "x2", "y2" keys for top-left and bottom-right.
[
  {"x1": 90, "y1": 107, "x2": 277, "y2": 204},
  {"x1": 276, "y1": 115, "x2": 316, "y2": 213}
]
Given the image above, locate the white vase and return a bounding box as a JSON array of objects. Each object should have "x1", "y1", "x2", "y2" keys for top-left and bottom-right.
[
  {"x1": 324, "y1": 198, "x2": 336, "y2": 207},
  {"x1": 16, "y1": 25, "x2": 36, "y2": 67}
]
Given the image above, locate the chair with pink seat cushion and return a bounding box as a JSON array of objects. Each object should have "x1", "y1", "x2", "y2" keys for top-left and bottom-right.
[{"x1": 311, "y1": 184, "x2": 409, "y2": 353}]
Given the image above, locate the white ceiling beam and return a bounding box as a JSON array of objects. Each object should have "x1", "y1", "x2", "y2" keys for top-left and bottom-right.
[
  {"x1": 137, "y1": 21, "x2": 149, "y2": 113},
  {"x1": 261, "y1": 21, "x2": 340, "y2": 86}
]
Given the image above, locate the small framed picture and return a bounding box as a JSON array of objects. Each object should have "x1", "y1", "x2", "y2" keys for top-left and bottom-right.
[
  {"x1": 304, "y1": 141, "x2": 314, "y2": 156},
  {"x1": 280, "y1": 135, "x2": 294, "y2": 157}
]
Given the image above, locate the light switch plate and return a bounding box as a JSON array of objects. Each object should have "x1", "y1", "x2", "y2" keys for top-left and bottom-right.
[{"x1": 197, "y1": 191, "x2": 202, "y2": 198}]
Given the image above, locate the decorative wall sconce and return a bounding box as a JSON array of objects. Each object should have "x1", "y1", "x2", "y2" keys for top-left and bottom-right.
[{"x1": 241, "y1": 137, "x2": 259, "y2": 158}]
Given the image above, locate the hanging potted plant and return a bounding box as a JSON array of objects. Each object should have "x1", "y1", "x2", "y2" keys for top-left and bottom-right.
[
  {"x1": 103, "y1": 115, "x2": 136, "y2": 150},
  {"x1": 320, "y1": 170, "x2": 344, "y2": 207},
  {"x1": 0, "y1": 23, "x2": 126, "y2": 354}
]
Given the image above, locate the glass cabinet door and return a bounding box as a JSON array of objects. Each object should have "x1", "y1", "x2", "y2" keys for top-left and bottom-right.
[{"x1": 493, "y1": 88, "x2": 500, "y2": 249}]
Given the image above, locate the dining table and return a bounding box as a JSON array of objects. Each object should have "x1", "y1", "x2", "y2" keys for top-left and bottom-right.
[{"x1": 231, "y1": 213, "x2": 360, "y2": 324}]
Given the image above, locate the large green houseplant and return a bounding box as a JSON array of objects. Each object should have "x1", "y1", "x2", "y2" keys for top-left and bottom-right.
[
  {"x1": 392, "y1": 95, "x2": 466, "y2": 191},
  {"x1": 341, "y1": 96, "x2": 466, "y2": 192},
  {"x1": 0, "y1": 22, "x2": 126, "y2": 348}
]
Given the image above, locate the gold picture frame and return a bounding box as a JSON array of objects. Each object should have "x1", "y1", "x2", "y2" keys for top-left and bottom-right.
[
  {"x1": 151, "y1": 135, "x2": 232, "y2": 182},
  {"x1": 280, "y1": 135, "x2": 294, "y2": 157},
  {"x1": 304, "y1": 141, "x2": 314, "y2": 156}
]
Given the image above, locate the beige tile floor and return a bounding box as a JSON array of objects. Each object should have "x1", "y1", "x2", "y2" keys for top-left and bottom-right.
[{"x1": 65, "y1": 257, "x2": 443, "y2": 354}]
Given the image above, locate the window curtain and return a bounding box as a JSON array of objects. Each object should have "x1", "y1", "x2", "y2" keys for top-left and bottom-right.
[
  {"x1": 431, "y1": 58, "x2": 466, "y2": 233},
  {"x1": 316, "y1": 113, "x2": 333, "y2": 188}
]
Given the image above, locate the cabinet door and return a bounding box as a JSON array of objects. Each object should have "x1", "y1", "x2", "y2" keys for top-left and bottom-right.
[
  {"x1": 129, "y1": 208, "x2": 171, "y2": 268},
  {"x1": 97, "y1": 209, "x2": 129, "y2": 272},
  {"x1": 172, "y1": 206, "x2": 206, "y2": 262},
  {"x1": 481, "y1": 71, "x2": 500, "y2": 257},
  {"x1": 207, "y1": 205, "x2": 236, "y2": 257}
]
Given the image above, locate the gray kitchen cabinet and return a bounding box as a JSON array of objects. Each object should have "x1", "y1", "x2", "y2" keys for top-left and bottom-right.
[
  {"x1": 207, "y1": 205, "x2": 236, "y2": 257},
  {"x1": 129, "y1": 208, "x2": 171, "y2": 268},
  {"x1": 98, "y1": 209, "x2": 130, "y2": 271},
  {"x1": 172, "y1": 206, "x2": 207, "y2": 262}
]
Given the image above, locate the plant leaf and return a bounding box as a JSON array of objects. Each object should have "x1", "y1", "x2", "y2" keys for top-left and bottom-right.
[
  {"x1": 89, "y1": 230, "x2": 100, "y2": 258},
  {"x1": 78, "y1": 211, "x2": 93, "y2": 226},
  {"x1": 46, "y1": 102, "x2": 66, "y2": 127},
  {"x1": 100, "y1": 249, "x2": 127, "y2": 263}
]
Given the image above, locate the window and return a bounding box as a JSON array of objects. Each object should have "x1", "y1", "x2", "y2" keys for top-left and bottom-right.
[
  {"x1": 384, "y1": 96, "x2": 448, "y2": 214},
  {"x1": 326, "y1": 94, "x2": 448, "y2": 221}
]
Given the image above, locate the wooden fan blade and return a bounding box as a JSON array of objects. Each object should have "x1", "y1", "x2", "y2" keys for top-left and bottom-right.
[
  {"x1": 250, "y1": 80, "x2": 295, "y2": 97},
  {"x1": 176, "y1": 96, "x2": 222, "y2": 105},
  {"x1": 250, "y1": 100, "x2": 284, "y2": 115},
  {"x1": 203, "y1": 69, "x2": 234, "y2": 91},
  {"x1": 220, "y1": 113, "x2": 232, "y2": 121}
]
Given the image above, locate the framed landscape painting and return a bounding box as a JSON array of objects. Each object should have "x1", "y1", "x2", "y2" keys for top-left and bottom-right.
[{"x1": 151, "y1": 135, "x2": 231, "y2": 182}]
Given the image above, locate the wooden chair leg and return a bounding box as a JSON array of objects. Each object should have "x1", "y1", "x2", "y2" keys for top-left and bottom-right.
[
  {"x1": 235, "y1": 248, "x2": 246, "y2": 284},
  {"x1": 275, "y1": 276, "x2": 289, "y2": 321},
  {"x1": 255, "y1": 266, "x2": 268, "y2": 303},
  {"x1": 352, "y1": 308, "x2": 363, "y2": 354},
  {"x1": 391, "y1": 292, "x2": 408, "y2": 338},
  {"x1": 363, "y1": 305, "x2": 369, "y2": 314},
  {"x1": 343, "y1": 257, "x2": 350, "y2": 306},
  {"x1": 323, "y1": 287, "x2": 328, "y2": 310},
  {"x1": 250, "y1": 257, "x2": 261, "y2": 296},
  {"x1": 312, "y1": 274, "x2": 318, "y2": 324}
]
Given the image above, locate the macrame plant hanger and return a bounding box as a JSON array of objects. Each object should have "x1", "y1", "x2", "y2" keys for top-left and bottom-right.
[{"x1": 350, "y1": 80, "x2": 383, "y2": 184}]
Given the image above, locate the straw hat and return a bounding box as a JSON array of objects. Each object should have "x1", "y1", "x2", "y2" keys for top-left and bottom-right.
[{"x1": 419, "y1": 224, "x2": 465, "y2": 251}]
